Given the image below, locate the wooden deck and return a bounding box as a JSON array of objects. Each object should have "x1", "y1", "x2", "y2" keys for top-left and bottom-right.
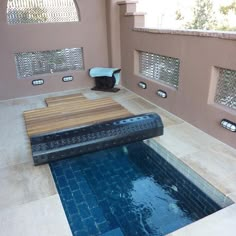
[
  {"x1": 24, "y1": 94, "x2": 132, "y2": 137},
  {"x1": 45, "y1": 93, "x2": 87, "y2": 106}
]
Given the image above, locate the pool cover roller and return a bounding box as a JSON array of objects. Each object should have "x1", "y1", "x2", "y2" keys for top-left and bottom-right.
[{"x1": 30, "y1": 113, "x2": 164, "y2": 165}]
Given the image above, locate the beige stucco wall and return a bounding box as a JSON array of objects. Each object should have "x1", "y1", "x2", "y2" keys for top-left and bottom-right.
[
  {"x1": 105, "y1": 0, "x2": 121, "y2": 68},
  {"x1": 0, "y1": 0, "x2": 109, "y2": 100},
  {"x1": 118, "y1": 3, "x2": 236, "y2": 149}
]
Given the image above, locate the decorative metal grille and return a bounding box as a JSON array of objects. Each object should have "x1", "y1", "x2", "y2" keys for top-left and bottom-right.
[
  {"x1": 139, "y1": 51, "x2": 180, "y2": 89},
  {"x1": 7, "y1": 0, "x2": 79, "y2": 24},
  {"x1": 215, "y1": 68, "x2": 236, "y2": 110},
  {"x1": 15, "y1": 48, "x2": 84, "y2": 79}
]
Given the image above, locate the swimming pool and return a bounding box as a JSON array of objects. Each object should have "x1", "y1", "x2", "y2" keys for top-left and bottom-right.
[{"x1": 50, "y1": 141, "x2": 221, "y2": 236}]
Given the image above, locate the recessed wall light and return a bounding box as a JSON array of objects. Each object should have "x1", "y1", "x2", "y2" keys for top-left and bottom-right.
[
  {"x1": 157, "y1": 90, "x2": 167, "y2": 98},
  {"x1": 62, "y1": 76, "x2": 73, "y2": 82},
  {"x1": 138, "y1": 82, "x2": 147, "y2": 89},
  {"x1": 221, "y1": 119, "x2": 236, "y2": 132},
  {"x1": 32, "y1": 79, "x2": 44, "y2": 86}
]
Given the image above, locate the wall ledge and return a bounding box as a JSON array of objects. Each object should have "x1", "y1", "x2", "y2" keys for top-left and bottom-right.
[
  {"x1": 117, "y1": 1, "x2": 138, "y2": 5},
  {"x1": 134, "y1": 27, "x2": 236, "y2": 41},
  {"x1": 125, "y1": 12, "x2": 146, "y2": 16}
]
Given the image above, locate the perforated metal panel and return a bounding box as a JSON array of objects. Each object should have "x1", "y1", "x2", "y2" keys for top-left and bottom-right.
[
  {"x1": 215, "y1": 68, "x2": 236, "y2": 110},
  {"x1": 15, "y1": 48, "x2": 84, "y2": 79},
  {"x1": 139, "y1": 51, "x2": 180, "y2": 89},
  {"x1": 7, "y1": 0, "x2": 79, "y2": 24}
]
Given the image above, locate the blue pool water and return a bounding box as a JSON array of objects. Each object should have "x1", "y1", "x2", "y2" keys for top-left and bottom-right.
[{"x1": 50, "y1": 142, "x2": 221, "y2": 236}]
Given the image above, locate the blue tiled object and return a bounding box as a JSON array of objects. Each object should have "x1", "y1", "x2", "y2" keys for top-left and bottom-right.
[
  {"x1": 50, "y1": 142, "x2": 221, "y2": 236},
  {"x1": 57, "y1": 176, "x2": 67, "y2": 187},
  {"x1": 68, "y1": 179, "x2": 79, "y2": 191},
  {"x1": 83, "y1": 217, "x2": 99, "y2": 235},
  {"x1": 91, "y1": 207, "x2": 106, "y2": 223},
  {"x1": 73, "y1": 190, "x2": 84, "y2": 203},
  {"x1": 101, "y1": 228, "x2": 124, "y2": 236},
  {"x1": 98, "y1": 221, "x2": 110, "y2": 234},
  {"x1": 78, "y1": 203, "x2": 91, "y2": 219}
]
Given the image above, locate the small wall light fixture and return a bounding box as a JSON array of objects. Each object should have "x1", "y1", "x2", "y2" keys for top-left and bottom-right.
[
  {"x1": 157, "y1": 89, "x2": 167, "y2": 98},
  {"x1": 138, "y1": 82, "x2": 147, "y2": 89},
  {"x1": 62, "y1": 76, "x2": 73, "y2": 82},
  {"x1": 221, "y1": 119, "x2": 236, "y2": 132},
  {"x1": 32, "y1": 79, "x2": 44, "y2": 86}
]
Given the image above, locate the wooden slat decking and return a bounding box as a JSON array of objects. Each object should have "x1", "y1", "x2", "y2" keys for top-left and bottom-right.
[
  {"x1": 24, "y1": 97, "x2": 132, "y2": 137},
  {"x1": 45, "y1": 93, "x2": 87, "y2": 106}
]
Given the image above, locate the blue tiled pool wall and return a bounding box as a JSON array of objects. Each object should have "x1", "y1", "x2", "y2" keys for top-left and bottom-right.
[
  {"x1": 127, "y1": 143, "x2": 221, "y2": 217},
  {"x1": 144, "y1": 140, "x2": 233, "y2": 208},
  {"x1": 50, "y1": 142, "x2": 221, "y2": 236}
]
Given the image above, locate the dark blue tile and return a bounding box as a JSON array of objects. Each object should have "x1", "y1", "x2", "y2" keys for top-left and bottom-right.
[
  {"x1": 94, "y1": 189, "x2": 106, "y2": 201},
  {"x1": 79, "y1": 182, "x2": 92, "y2": 195},
  {"x1": 78, "y1": 203, "x2": 91, "y2": 219},
  {"x1": 60, "y1": 187, "x2": 73, "y2": 201},
  {"x1": 73, "y1": 190, "x2": 84, "y2": 203},
  {"x1": 71, "y1": 163, "x2": 82, "y2": 172},
  {"x1": 57, "y1": 176, "x2": 67, "y2": 187},
  {"x1": 101, "y1": 228, "x2": 124, "y2": 236},
  {"x1": 70, "y1": 214, "x2": 84, "y2": 231},
  {"x1": 67, "y1": 200, "x2": 78, "y2": 215},
  {"x1": 89, "y1": 177, "x2": 98, "y2": 186},
  {"x1": 98, "y1": 200, "x2": 110, "y2": 213},
  {"x1": 54, "y1": 167, "x2": 64, "y2": 177},
  {"x1": 117, "y1": 215, "x2": 129, "y2": 227},
  {"x1": 68, "y1": 179, "x2": 79, "y2": 191},
  {"x1": 95, "y1": 172, "x2": 103, "y2": 180},
  {"x1": 105, "y1": 213, "x2": 119, "y2": 229},
  {"x1": 91, "y1": 207, "x2": 106, "y2": 224},
  {"x1": 113, "y1": 207, "x2": 124, "y2": 218},
  {"x1": 74, "y1": 230, "x2": 88, "y2": 236},
  {"x1": 65, "y1": 169, "x2": 75, "y2": 179},
  {"x1": 98, "y1": 221, "x2": 110, "y2": 234},
  {"x1": 74, "y1": 172, "x2": 86, "y2": 182},
  {"x1": 51, "y1": 161, "x2": 61, "y2": 168},
  {"x1": 84, "y1": 169, "x2": 93, "y2": 177},
  {"x1": 83, "y1": 217, "x2": 99, "y2": 235},
  {"x1": 85, "y1": 194, "x2": 98, "y2": 209}
]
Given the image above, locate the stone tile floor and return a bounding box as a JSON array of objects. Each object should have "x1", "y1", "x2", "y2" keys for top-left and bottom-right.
[{"x1": 0, "y1": 87, "x2": 235, "y2": 236}]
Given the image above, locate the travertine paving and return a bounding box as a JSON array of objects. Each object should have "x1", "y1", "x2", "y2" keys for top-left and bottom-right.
[
  {"x1": 0, "y1": 195, "x2": 72, "y2": 236},
  {"x1": 0, "y1": 87, "x2": 235, "y2": 236}
]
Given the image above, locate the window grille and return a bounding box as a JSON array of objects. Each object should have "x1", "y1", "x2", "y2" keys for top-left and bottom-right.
[
  {"x1": 215, "y1": 68, "x2": 236, "y2": 110},
  {"x1": 7, "y1": 0, "x2": 79, "y2": 24},
  {"x1": 139, "y1": 51, "x2": 180, "y2": 89},
  {"x1": 15, "y1": 48, "x2": 84, "y2": 79}
]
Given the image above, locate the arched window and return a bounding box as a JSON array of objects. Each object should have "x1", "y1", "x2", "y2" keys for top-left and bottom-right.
[{"x1": 7, "y1": 0, "x2": 80, "y2": 24}]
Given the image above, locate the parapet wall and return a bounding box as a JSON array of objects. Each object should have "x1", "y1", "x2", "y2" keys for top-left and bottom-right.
[{"x1": 118, "y1": 1, "x2": 236, "y2": 148}]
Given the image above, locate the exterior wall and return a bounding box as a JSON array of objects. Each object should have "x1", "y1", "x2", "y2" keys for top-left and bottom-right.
[
  {"x1": 106, "y1": 0, "x2": 121, "y2": 68},
  {"x1": 118, "y1": 2, "x2": 236, "y2": 149},
  {"x1": 0, "y1": 0, "x2": 109, "y2": 100}
]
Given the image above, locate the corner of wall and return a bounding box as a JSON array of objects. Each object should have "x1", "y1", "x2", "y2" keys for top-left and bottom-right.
[
  {"x1": 105, "y1": 0, "x2": 122, "y2": 69},
  {"x1": 117, "y1": 1, "x2": 145, "y2": 28}
]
